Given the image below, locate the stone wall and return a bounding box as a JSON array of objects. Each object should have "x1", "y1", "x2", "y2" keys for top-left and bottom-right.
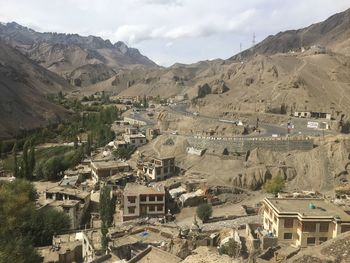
[{"x1": 187, "y1": 136, "x2": 313, "y2": 153}]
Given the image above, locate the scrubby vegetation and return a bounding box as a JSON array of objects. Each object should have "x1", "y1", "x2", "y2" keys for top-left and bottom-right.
[
  {"x1": 196, "y1": 203, "x2": 213, "y2": 222},
  {"x1": 0, "y1": 179, "x2": 70, "y2": 262},
  {"x1": 264, "y1": 175, "x2": 285, "y2": 195}
]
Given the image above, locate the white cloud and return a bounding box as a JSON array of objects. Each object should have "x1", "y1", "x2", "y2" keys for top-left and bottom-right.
[{"x1": 0, "y1": 0, "x2": 349, "y2": 66}]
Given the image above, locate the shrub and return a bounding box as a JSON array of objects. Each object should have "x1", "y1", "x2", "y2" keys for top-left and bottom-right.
[
  {"x1": 264, "y1": 175, "x2": 285, "y2": 195},
  {"x1": 196, "y1": 203, "x2": 213, "y2": 222}
]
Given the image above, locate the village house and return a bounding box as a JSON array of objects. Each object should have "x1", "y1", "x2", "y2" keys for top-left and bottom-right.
[
  {"x1": 121, "y1": 183, "x2": 166, "y2": 221},
  {"x1": 141, "y1": 157, "x2": 176, "y2": 181},
  {"x1": 294, "y1": 111, "x2": 331, "y2": 120},
  {"x1": 263, "y1": 197, "x2": 350, "y2": 247},
  {"x1": 91, "y1": 160, "x2": 131, "y2": 182},
  {"x1": 124, "y1": 116, "x2": 147, "y2": 126},
  {"x1": 113, "y1": 140, "x2": 128, "y2": 150},
  {"x1": 43, "y1": 187, "x2": 91, "y2": 229},
  {"x1": 123, "y1": 133, "x2": 147, "y2": 148}
]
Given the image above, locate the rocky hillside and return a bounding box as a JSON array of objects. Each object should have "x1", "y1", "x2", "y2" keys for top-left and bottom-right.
[
  {"x1": 0, "y1": 22, "x2": 157, "y2": 87},
  {"x1": 83, "y1": 8, "x2": 350, "y2": 120},
  {"x1": 230, "y1": 7, "x2": 350, "y2": 60},
  {"x1": 0, "y1": 41, "x2": 71, "y2": 138}
]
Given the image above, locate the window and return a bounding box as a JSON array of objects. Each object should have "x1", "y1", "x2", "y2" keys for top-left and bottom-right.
[
  {"x1": 319, "y1": 223, "x2": 329, "y2": 232},
  {"x1": 157, "y1": 195, "x2": 164, "y2": 201},
  {"x1": 157, "y1": 205, "x2": 163, "y2": 211},
  {"x1": 131, "y1": 140, "x2": 135, "y2": 143},
  {"x1": 149, "y1": 196, "x2": 155, "y2": 201},
  {"x1": 273, "y1": 229, "x2": 276, "y2": 235},
  {"x1": 149, "y1": 205, "x2": 155, "y2": 211},
  {"x1": 302, "y1": 222, "x2": 316, "y2": 232},
  {"x1": 319, "y1": 237, "x2": 328, "y2": 244},
  {"x1": 127, "y1": 196, "x2": 136, "y2": 203},
  {"x1": 284, "y1": 218, "x2": 293, "y2": 228},
  {"x1": 284, "y1": 233, "x2": 293, "y2": 240},
  {"x1": 273, "y1": 215, "x2": 277, "y2": 224},
  {"x1": 140, "y1": 140, "x2": 143, "y2": 143},
  {"x1": 164, "y1": 167, "x2": 169, "y2": 173},
  {"x1": 140, "y1": 195, "x2": 146, "y2": 202},
  {"x1": 307, "y1": 237, "x2": 316, "y2": 245},
  {"x1": 128, "y1": 207, "x2": 135, "y2": 214}
]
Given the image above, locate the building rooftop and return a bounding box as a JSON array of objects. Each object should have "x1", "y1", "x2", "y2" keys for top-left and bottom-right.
[
  {"x1": 48, "y1": 199, "x2": 81, "y2": 208},
  {"x1": 130, "y1": 246, "x2": 182, "y2": 263},
  {"x1": 46, "y1": 186, "x2": 90, "y2": 200},
  {"x1": 91, "y1": 160, "x2": 130, "y2": 170},
  {"x1": 265, "y1": 198, "x2": 350, "y2": 221},
  {"x1": 125, "y1": 133, "x2": 146, "y2": 139},
  {"x1": 59, "y1": 175, "x2": 79, "y2": 187},
  {"x1": 124, "y1": 183, "x2": 165, "y2": 195},
  {"x1": 114, "y1": 140, "x2": 127, "y2": 145}
]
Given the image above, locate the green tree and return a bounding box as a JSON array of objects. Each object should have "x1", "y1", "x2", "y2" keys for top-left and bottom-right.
[
  {"x1": 0, "y1": 140, "x2": 3, "y2": 159},
  {"x1": 196, "y1": 203, "x2": 213, "y2": 222},
  {"x1": 12, "y1": 141, "x2": 19, "y2": 177},
  {"x1": 99, "y1": 185, "x2": 116, "y2": 251},
  {"x1": 113, "y1": 146, "x2": 135, "y2": 160},
  {"x1": 21, "y1": 141, "x2": 30, "y2": 180},
  {"x1": 264, "y1": 175, "x2": 285, "y2": 195},
  {"x1": 28, "y1": 142, "x2": 36, "y2": 180}
]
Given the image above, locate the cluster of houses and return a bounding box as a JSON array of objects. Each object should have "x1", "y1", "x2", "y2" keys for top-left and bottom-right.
[{"x1": 33, "y1": 108, "x2": 350, "y2": 262}]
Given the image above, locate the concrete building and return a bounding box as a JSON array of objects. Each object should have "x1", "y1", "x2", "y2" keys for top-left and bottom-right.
[
  {"x1": 263, "y1": 198, "x2": 350, "y2": 247},
  {"x1": 121, "y1": 183, "x2": 165, "y2": 221},
  {"x1": 294, "y1": 111, "x2": 331, "y2": 120},
  {"x1": 124, "y1": 133, "x2": 147, "y2": 147},
  {"x1": 141, "y1": 157, "x2": 176, "y2": 181},
  {"x1": 91, "y1": 160, "x2": 131, "y2": 182},
  {"x1": 113, "y1": 140, "x2": 128, "y2": 150},
  {"x1": 124, "y1": 116, "x2": 147, "y2": 126},
  {"x1": 44, "y1": 187, "x2": 91, "y2": 229}
]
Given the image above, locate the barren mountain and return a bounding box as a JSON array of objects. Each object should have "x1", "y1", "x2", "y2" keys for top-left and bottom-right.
[
  {"x1": 83, "y1": 8, "x2": 350, "y2": 120},
  {"x1": 0, "y1": 22, "x2": 157, "y2": 87},
  {"x1": 0, "y1": 41, "x2": 71, "y2": 138},
  {"x1": 230, "y1": 7, "x2": 350, "y2": 60}
]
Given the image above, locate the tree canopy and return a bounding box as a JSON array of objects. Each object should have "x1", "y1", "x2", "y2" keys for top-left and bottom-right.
[
  {"x1": 196, "y1": 203, "x2": 213, "y2": 222},
  {"x1": 0, "y1": 179, "x2": 70, "y2": 262}
]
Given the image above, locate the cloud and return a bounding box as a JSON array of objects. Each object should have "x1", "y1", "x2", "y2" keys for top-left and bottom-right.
[
  {"x1": 102, "y1": 8, "x2": 257, "y2": 45},
  {"x1": 141, "y1": 0, "x2": 182, "y2": 5},
  {"x1": 0, "y1": 0, "x2": 349, "y2": 66}
]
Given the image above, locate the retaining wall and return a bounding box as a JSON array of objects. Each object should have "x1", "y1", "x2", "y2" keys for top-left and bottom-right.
[{"x1": 187, "y1": 136, "x2": 313, "y2": 153}]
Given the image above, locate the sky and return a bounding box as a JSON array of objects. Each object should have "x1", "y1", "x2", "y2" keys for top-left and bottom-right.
[{"x1": 0, "y1": 0, "x2": 349, "y2": 66}]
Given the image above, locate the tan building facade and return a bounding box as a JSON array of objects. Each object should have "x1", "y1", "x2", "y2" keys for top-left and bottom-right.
[
  {"x1": 263, "y1": 198, "x2": 350, "y2": 247},
  {"x1": 121, "y1": 183, "x2": 165, "y2": 221},
  {"x1": 142, "y1": 157, "x2": 175, "y2": 181},
  {"x1": 91, "y1": 160, "x2": 130, "y2": 182}
]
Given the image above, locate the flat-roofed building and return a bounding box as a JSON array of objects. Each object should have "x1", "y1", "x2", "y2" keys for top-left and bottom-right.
[
  {"x1": 142, "y1": 157, "x2": 175, "y2": 181},
  {"x1": 44, "y1": 187, "x2": 91, "y2": 229},
  {"x1": 113, "y1": 140, "x2": 128, "y2": 150},
  {"x1": 123, "y1": 133, "x2": 147, "y2": 147},
  {"x1": 121, "y1": 183, "x2": 165, "y2": 221},
  {"x1": 263, "y1": 197, "x2": 350, "y2": 247},
  {"x1": 91, "y1": 160, "x2": 131, "y2": 182}
]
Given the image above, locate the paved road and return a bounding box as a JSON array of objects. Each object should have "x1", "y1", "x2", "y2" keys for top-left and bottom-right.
[{"x1": 168, "y1": 104, "x2": 336, "y2": 138}]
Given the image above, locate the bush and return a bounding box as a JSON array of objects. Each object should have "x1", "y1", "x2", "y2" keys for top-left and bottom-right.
[
  {"x1": 219, "y1": 238, "x2": 240, "y2": 258},
  {"x1": 264, "y1": 175, "x2": 285, "y2": 195},
  {"x1": 113, "y1": 146, "x2": 135, "y2": 160},
  {"x1": 196, "y1": 203, "x2": 213, "y2": 222}
]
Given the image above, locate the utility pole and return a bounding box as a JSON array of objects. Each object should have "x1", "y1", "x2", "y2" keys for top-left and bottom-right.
[{"x1": 252, "y1": 32, "x2": 256, "y2": 47}]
